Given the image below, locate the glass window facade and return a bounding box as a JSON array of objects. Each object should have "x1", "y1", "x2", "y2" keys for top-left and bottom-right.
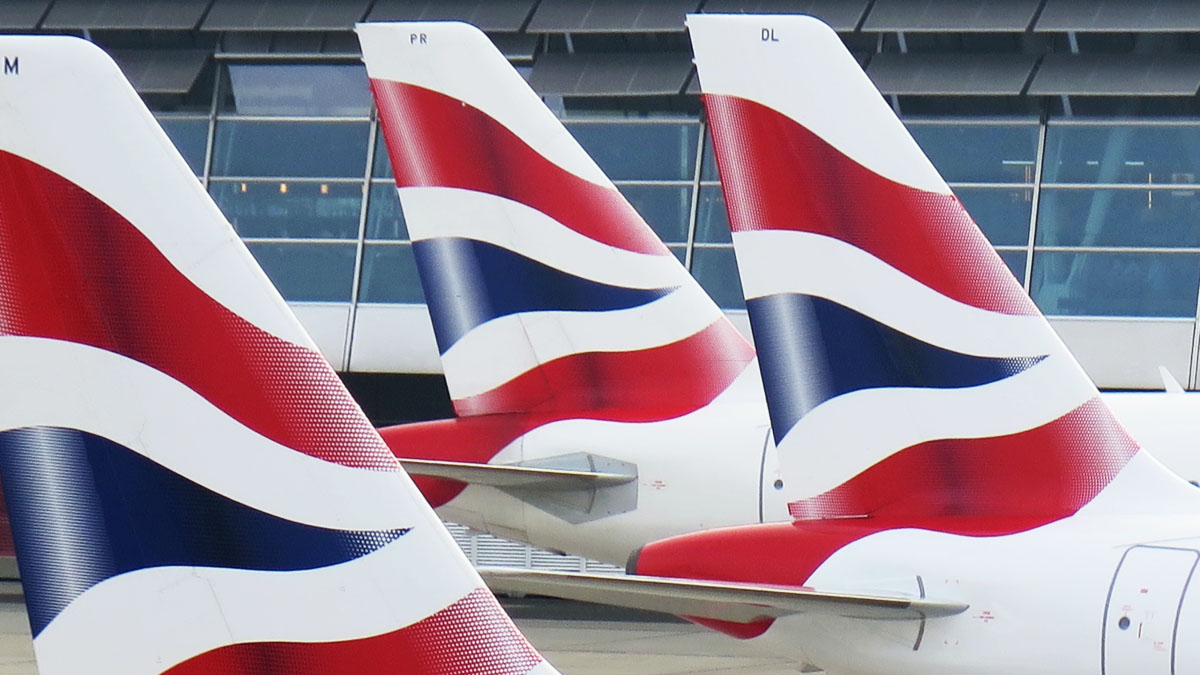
[
  {"x1": 359, "y1": 243, "x2": 426, "y2": 304},
  {"x1": 691, "y1": 246, "x2": 746, "y2": 310},
  {"x1": 1032, "y1": 121, "x2": 1200, "y2": 318},
  {"x1": 906, "y1": 122, "x2": 1039, "y2": 183},
  {"x1": 222, "y1": 64, "x2": 372, "y2": 116},
  {"x1": 246, "y1": 242, "x2": 358, "y2": 302},
  {"x1": 1031, "y1": 250, "x2": 1200, "y2": 318},
  {"x1": 211, "y1": 120, "x2": 370, "y2": 178},
  {"x1": 1036, "y1": 188, "x2": 1200, "y2": 248},
  {"x1": 617, "y1": 184, "x2": 692, "y2": 244},
  {"x1": 167, "y1": 63, "x2": 1200, "y2": 322},
  {"x1": 566, "y1": 122, "x2": 699, "y2": 181},
  {"x1": 957, "y1": 187, "x2": 1034, "y2": 247},
  {"x1": 365, "y1": 181, "x2": 408, "y2": 241},
  {"x1": 210, "y1": 180, "x2": 362, "y2": 239},
  {"x1": 157, "y1": 116, "x2": 209, "y2": 176},
  {"x1": 1043, "y1": 124, "x2": 1200, "y2": 185}
]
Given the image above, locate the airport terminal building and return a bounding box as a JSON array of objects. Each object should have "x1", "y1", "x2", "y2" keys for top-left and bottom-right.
[{"x1": 6, "y1": 0, "x2": 1200, "y2": 567}]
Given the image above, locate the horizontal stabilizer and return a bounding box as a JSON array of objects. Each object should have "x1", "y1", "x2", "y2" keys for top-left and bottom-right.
[
  {"x1": 479, "y1": 568, "x2": 968, "y2": 623},
  {"x1": 400, "y1": 459, "x2": 636, "y2": 491}
]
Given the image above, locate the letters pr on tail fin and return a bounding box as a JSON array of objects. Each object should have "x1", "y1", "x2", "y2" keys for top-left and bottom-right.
[{"x1": 358, "y1": 21, "x2": 757, "y2": 422}]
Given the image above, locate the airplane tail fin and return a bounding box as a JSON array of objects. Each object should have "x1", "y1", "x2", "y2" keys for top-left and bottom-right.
[
  {"x1": 688, "y1": 14, "x2": 1191, "y2": 526},
  {"x1": 0, "y1": 35, "x2": 555, "y2": 675},
  {"x1": 358, "y1": 21, "x2": 757, "y2": 422}
]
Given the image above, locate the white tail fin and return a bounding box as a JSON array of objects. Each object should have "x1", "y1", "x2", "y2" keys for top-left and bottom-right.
[
  {"x1": 689, "y1": 14, "x2": 1189, "y2": 527},
  {"x1": 0, "y1": 35, "x2": 556, "y2": 675},
  {"x1": 358, "y1": 21, "x2": 757, "y2": 422}
]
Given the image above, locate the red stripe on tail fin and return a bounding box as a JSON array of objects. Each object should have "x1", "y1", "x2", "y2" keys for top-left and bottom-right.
[{"x1": 704, "y1": 93, "x2": 1037, "y2": 316}]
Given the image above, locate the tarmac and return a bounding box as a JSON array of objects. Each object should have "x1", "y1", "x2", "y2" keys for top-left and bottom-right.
[{"x1": 0, "y1": 590, "x2": 799, "y2": 674}]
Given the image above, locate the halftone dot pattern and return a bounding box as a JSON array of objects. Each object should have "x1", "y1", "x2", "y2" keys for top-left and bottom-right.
[
  {"x1": 786, "y1": 398, "x2": 1139, "y2": 522},
  {"x1": 0, "y1": 149, "x2": 396, "y2": 470},
  {"x1": 400, "y1": 588, "x2": 541, "y2": 674},
  {"x1": 702, "y1": 92, "x2": 1142, "y2": 534},
  {"x1": 747, "y1": 292, "x2": 1047, "y2": 442},
  {"x1": 166, "y1": 588, "x2": 543, "y2": 674},
  {"x1": 414, "y1": 236, "x2": 680, "y2": 354},
  {"x1": 372, "y1": 79, "x2": 668, "y2": 257},
  {"x1": 704, "y1": 93, "x2": 1038, "y2": 317},
  {"x1": 453, "y1": 318, "x2": 755, "y2": 418},
  {"x1": 0, "y1": 427, "x2": 411, "y2": 636}
]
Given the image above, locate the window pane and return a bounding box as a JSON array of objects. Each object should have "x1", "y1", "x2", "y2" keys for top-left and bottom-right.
[
  {"x1": 669, "y1": 245, "x2": 686, "y2": 264},
  {"x1": 691, "y1": 246, "x2": 745, "y2": 310},
  {"x1": 997, "y1": 249, "x2": 1027, "y2": 285},
  {"x1": 1043, "y1": 124, "x2": 1200, "y2": 184},
  {"x1": 617, "y1": 184, "x2": 691, "y2": 244},
  {"x1": 701, "y1": 132, "x2": 719, "y2": 181},
  {"x1": 366, "y1": 182, "x2": 408, "y2": 240},
  {"x1": 358, "y1": 244, "x2": 426, "y2": 304},
  {"x1": 957, "y1": 187, "x2": 1033, "y2": 246},
  {"x1": 211, "y1": 181, "x2": 361, "y2": 239},
  {"x1": 157, "y1": 117, "x2": 208, "y2": 175},
  {"x1": 246, "y1": 242, "x2": 357, "y2": 302},
  {"x1": 907, "y1": 123, "x2": 1038, "y2": 183},
  {"x1": 1036, "y1": 188, "x2": 1200, "y2": 248},
  {"x1": 212, "y1": 120, "x2": 370, "y2": 177},
  {"x1": 1031, "y1": 250, "x2": 1200, "y2": 317},
  {"x1": 695, "y1": 185, "x2": 731, "y2": 244},
  {"x1": 566, "y1": 123, "x2": 698, "y2": 181},
  {"x1": 222, "y1": 64, "x2": 371, "y2": 116},
  {"x1": 373, "y1": 127, "x2": 394, "y2": 178}
]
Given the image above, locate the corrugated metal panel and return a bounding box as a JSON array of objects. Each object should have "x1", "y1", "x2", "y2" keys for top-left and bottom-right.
[
  {"x1": 0, "y1": 0, "x2": 51, "y2": 29},
  {"x1": 527, "y1": 0, "x2": 700, "y2": 33},
  {"x1": 531, "y1": 52, "x2": 693, "y2": 96},
  {"x1": 109, "y1": 49, "x2": 210, "y2": 95},
  {"x1": 863, "y1": 0, "x2": 1041, "y2": 32},
  {"x1": 474, "y1": 532, "x2": 531, "y2": 568},
  {"x1": 867, "y1": 53, "x2": 1037, "y2": 95},
  {"x1": 366, "y1": 0, "x2": 537, "y2": 32},
  {"x1": 701, "y1": 0, "x2": 870, "y2": 32},
  {"x1": 43, "y1": 0, "x2": 212, "y2": 30},
  {"x1": 443, "y1": 522, "x2": 476, "y2": 562},
  {"x1": 1029, "y1": 54, "x2": 1200, "y2": 96},
  {"x1": 202, "y1": 0, "x2": 371, "y2": 31},
  {"x1": 530, "y1": 548, "x2": 586, "y2": 572},
  {"x1": 1037, "y1": 0, "x2": 1200, "y2": 32},
  {"x1": 584, "y1": 558, "x2": 625, "y2": 574},
  {"x1": 442, "y1": 521, "x2": 624, "y2": 574}
]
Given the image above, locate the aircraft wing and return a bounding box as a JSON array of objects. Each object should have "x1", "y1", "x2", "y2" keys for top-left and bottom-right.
[
  {"x1": 399, "y1": 458, "x2": 636, "y2": 490},
  {"x1": 479, "y1": 568, "x2": 968, "y2": 623}
]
